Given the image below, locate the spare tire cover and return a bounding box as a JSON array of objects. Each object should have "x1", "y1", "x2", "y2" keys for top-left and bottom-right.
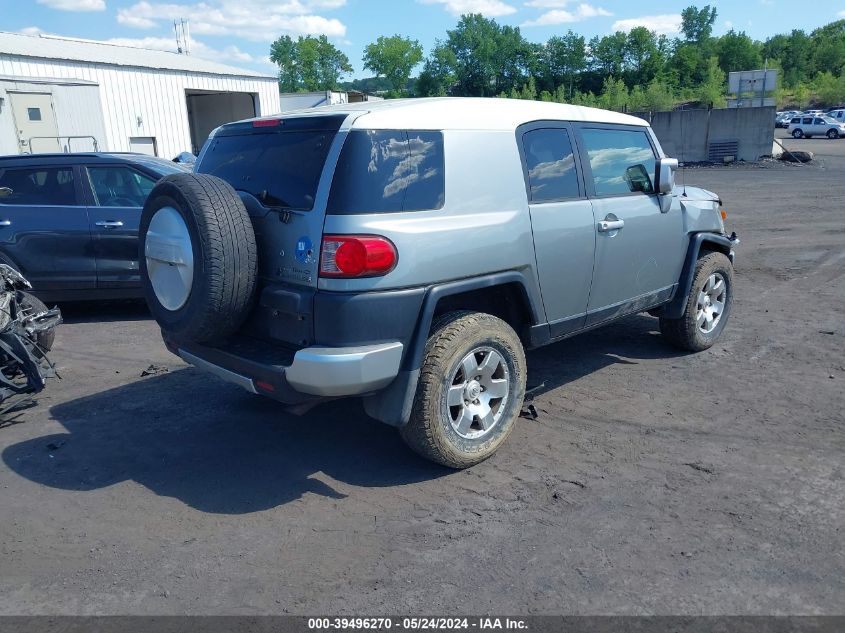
[{"x1": 139, "y1": 173, "x2": 257, "y2": 343}]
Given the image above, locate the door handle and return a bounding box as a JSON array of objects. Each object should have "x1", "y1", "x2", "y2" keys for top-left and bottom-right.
[
  {"x1": 598, "y1": 219, "x2": 625, "y2": 232},
  {"x1": 0, "y1": 220, "x2": 11, "y2": 227},
  {"x1": 95, "y1": 220, "x2": 124, "y2": 228}
]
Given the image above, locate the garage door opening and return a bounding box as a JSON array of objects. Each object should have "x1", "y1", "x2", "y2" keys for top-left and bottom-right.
[{"x1": 185, "y1": 90, "x2": 257, "y2": 155}]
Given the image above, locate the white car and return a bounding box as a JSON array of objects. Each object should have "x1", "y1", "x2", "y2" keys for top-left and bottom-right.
[
  {"x1": 788, "y1": 115, "x2": 845, "y2": 139},
  {"x1": 827, "y1": 109, "x2": 845, "y2": 123}
]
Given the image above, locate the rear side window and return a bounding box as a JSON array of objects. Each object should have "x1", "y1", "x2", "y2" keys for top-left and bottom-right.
[
  {"x1": 802, "y1": 117, "x2": 813, "y2": 124},
  {"x1": 0, "y1": 167, "x2": 76, "y2": 206},
  {"x1": 199, "y1": 129, "x2": 336, "y2": 210},
  {"x1": 522, "y1": 128, "x2": 580, "y2": 202},
  {"x1": 327, "y1": 130, "x2": 445, "y2": 214},
  {"x1": 581, "y1": 128, "x2": 656, "y2": 197}
]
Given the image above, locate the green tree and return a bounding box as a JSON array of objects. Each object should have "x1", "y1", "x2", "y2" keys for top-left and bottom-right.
[
  {"x1": 362, "y1": 35, "x2": 424, "y2": 96},
  {"x1": 716, "y1": 30, "x2": 762, "y2": 74},
  {"x1": 697, "y1": 56, "x2": 726, "y2": 107},
  {"x1": 641, "y1": 79, "x2": 676, "y2": 111},
  {"x1": 681, "y1": 4, "x2": 718, "y2": 43},
  {"x1": 793, "y1": 82, "x2": 810, "y2": 108},
  {"x1": 541, "y1": 31, "x2": 587, "y2": 96},
  {"x1": 590, "y1": 32, "x2": 627, "y2": 77},
  {"x1": 270, "y1": 35, "x2": 352, "y2": 92},
  {"x1": 598, "y1": 76, "x2": 630, "y2": 111},
  {"x1": 444, "y1": 14, "x2": 533, "y2": 96},
  {"x1": 813, "y1": 71, "x2": 845, "y2": 105},
  {"x1": 415, "y1": 42, "x2": 457, "y2": 96},
  {"x1": 624, "y1": 27, "x2": 664, "y2": 85}
]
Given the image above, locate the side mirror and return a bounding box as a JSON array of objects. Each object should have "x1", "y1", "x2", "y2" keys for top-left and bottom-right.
[
  {"x1": 655, "y1": 158, "x2": 678, "y2": 195},
  {"x1": 0, "y1": 187, "x2": 11, "y2": 198}
]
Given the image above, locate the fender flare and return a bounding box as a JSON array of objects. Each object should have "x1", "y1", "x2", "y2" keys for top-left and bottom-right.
[
  {"x1": 660, "y1": 232, "x2": 736, "y2": 320},
  {"x1": 363, "y1": 271, "x2": 541, "y2": 427}
]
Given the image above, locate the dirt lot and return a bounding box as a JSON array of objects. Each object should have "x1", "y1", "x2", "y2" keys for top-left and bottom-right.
[{"x1": 1, "y1": 131, "x2": 843, "y2": 616}]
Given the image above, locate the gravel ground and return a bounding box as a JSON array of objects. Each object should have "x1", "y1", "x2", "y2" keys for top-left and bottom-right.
[{"x1": 0, "y1": 130, "x2": 842, "y2": 615}]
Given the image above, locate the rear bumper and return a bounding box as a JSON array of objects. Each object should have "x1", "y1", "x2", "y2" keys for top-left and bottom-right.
[{"x1": 174, "y1": 338, "x2": 404, "y2": 403}]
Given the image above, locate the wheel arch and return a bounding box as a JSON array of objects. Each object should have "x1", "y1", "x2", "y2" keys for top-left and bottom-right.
[
  {"x1": 659, "y1": 232, "x2": 735, "y2": 320},
  {"x1": 363, "y1": 271, "x2": 541, "y2": 428}
]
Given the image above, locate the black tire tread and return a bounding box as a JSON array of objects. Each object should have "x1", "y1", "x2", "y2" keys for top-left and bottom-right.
[
  {"x1": 660, "y1": 251, "x2": 733, "y2": 352},
  {"x1": 399, "y1": 311, "x2": 526, "y2": 469},
  {"x1": 141, "y1": 173, "x2": 257, "y2": 343}
]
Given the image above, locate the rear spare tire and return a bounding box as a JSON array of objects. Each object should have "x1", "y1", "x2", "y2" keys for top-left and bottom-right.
[{"x1": 140, "y1": 173, "x2": 257, "y2": 343}]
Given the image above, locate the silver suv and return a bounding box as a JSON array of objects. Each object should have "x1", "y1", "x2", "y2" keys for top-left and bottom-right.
[{"x1": 139, "y1": 98, "x2": 738, "y2": 468}]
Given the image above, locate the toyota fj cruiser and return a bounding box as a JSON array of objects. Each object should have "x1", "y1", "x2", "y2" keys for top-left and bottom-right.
[{"x1": 140, "y1": 98, "x2": 738, "y2": 468}]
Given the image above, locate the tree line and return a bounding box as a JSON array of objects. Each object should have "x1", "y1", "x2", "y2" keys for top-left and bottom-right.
[{"x1": 269, "y1": 4, "x2": 845, "y2": 111}]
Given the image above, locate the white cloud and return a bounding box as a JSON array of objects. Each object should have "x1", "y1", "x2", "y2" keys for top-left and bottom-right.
[
  {"x1": 612, "y1": 14, "x2": 682, "y2": 35},
  {"x1": 523, "y1": 3, "x2": 611, "y2": 26},
  {"x1": 724, "y1": 20, "x2": 733, "y2": 29},
  {"x1": 36, "y1": 0, "x2": 105, "y2": 10},
  {"x1": 838, "y1": 9, "x2": 845, "y2": 17},
  {"x1": 419, "y1": 0, "x2": 517, "y2": 18},
  {"x1": 19, "y1": 26, "x2": 46, "y2": 35},
  {"x1": 116, "y1": 1, "x2": 347, "y2": 39}
]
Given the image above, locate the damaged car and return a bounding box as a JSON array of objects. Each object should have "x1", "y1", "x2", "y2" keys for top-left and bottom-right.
[{"x1": 0, "y1": 265, "x2": 61, "y2": 415}]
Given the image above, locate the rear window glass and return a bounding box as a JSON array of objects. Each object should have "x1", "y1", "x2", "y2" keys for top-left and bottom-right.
[
  {"x1": 199, "y1": 129, "x2": 336, "y2": 210},
  {"x1": 0, "y1": 167, "x2": 76, "y2": 206},
  {"x1": 327, "y1": 130, "x2": 445, "y2": 214}
]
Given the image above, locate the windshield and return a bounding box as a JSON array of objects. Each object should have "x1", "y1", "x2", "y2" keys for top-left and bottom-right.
[
  {"x1": 822, "y1": 116, "x2": 838, "y2": 124},
  {"x1": 198, "y1": 129, "x2": 336, "y2": 210}
]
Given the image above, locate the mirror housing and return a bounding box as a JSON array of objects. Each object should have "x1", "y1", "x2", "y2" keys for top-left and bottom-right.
[
  {"x1": 655, "y1": 157, "x2": 678, "y2": 195},
  {"x1": 0, "y1": 187, "x2": 11, "y2": 198}
]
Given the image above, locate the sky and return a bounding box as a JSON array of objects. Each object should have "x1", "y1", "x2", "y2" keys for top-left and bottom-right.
[{"x1": 2, "y1": 0, "x2": 844, "y2": 79}]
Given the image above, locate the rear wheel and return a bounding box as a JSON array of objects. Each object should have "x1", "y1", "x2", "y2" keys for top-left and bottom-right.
[
  {"x1": 659, "y1": 252, "x2": 734, "y2": 352},
  {"x1": 400, "y1": 311, "x2": 526, "y2": 469},
  {"x1": 792, "y1": 129, "x2": 804, "y2": 139}
]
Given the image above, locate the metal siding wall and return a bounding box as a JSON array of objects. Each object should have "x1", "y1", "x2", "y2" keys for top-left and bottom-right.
[{"x1": 0, "y1": 54, "x2": 280, "y2": 158}]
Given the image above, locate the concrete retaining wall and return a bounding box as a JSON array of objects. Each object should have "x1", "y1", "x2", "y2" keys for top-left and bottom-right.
[{"x1": 631, "y1": 106, "x2": 776, "y2": 162}]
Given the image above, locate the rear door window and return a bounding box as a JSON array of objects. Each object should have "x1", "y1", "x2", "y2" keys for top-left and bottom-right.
[
  {"x1": 199, "y1": 128, "x2": 337, "y2": 210},
  {"x1": 327, "y1": 130, "x2": 445, "y2": 214},
  {"x1": 521, "y1": 128, "x2": 580, "y2": 202},
  {"x1": 580, "y1": 128, "x2": 656, "y2": 197},
  {"x1": 0, "y1": 167, "x2": 77, "y2": 206}
]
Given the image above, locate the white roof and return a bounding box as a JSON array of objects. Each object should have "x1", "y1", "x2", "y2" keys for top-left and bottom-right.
[
  {"x1": 274, "y1": 97, "x2": 649, "y2": 130},
  {"x1": 0, "y1": 31, "x2": 275, "y2": 80}
]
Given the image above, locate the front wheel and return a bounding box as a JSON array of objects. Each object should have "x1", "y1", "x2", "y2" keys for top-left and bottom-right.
[
  {"x1": 828, "y1": 129, "x2": 840, "y2": 139},
  {"x1": 792, "y1": 129, "x2": 804, "y2": 139},
  {"x1": 400, "y1": 311, "x2": 527, "y2": 468},
  {"x1": 660, "y1": 252, "x2": 734, "y2": 352}
]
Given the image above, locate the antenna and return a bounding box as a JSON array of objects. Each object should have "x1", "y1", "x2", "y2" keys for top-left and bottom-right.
[{"x1": 173, "y1": 19, "x2": 189, "y2": 54}]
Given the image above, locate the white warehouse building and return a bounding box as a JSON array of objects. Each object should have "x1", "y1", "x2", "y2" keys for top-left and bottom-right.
[{"x1": 0, "y1": 31, "x2": 280, "y2": 158}]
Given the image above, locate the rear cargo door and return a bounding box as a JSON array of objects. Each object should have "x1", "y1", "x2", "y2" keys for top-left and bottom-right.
[{"x1": 197, "y1": 114, "x2": 349, "y2": 290}]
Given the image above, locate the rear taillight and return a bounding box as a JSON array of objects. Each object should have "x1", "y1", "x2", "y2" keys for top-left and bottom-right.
[{"x1": 320, "y1": 235, "x2": 397, "y2": 278}]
